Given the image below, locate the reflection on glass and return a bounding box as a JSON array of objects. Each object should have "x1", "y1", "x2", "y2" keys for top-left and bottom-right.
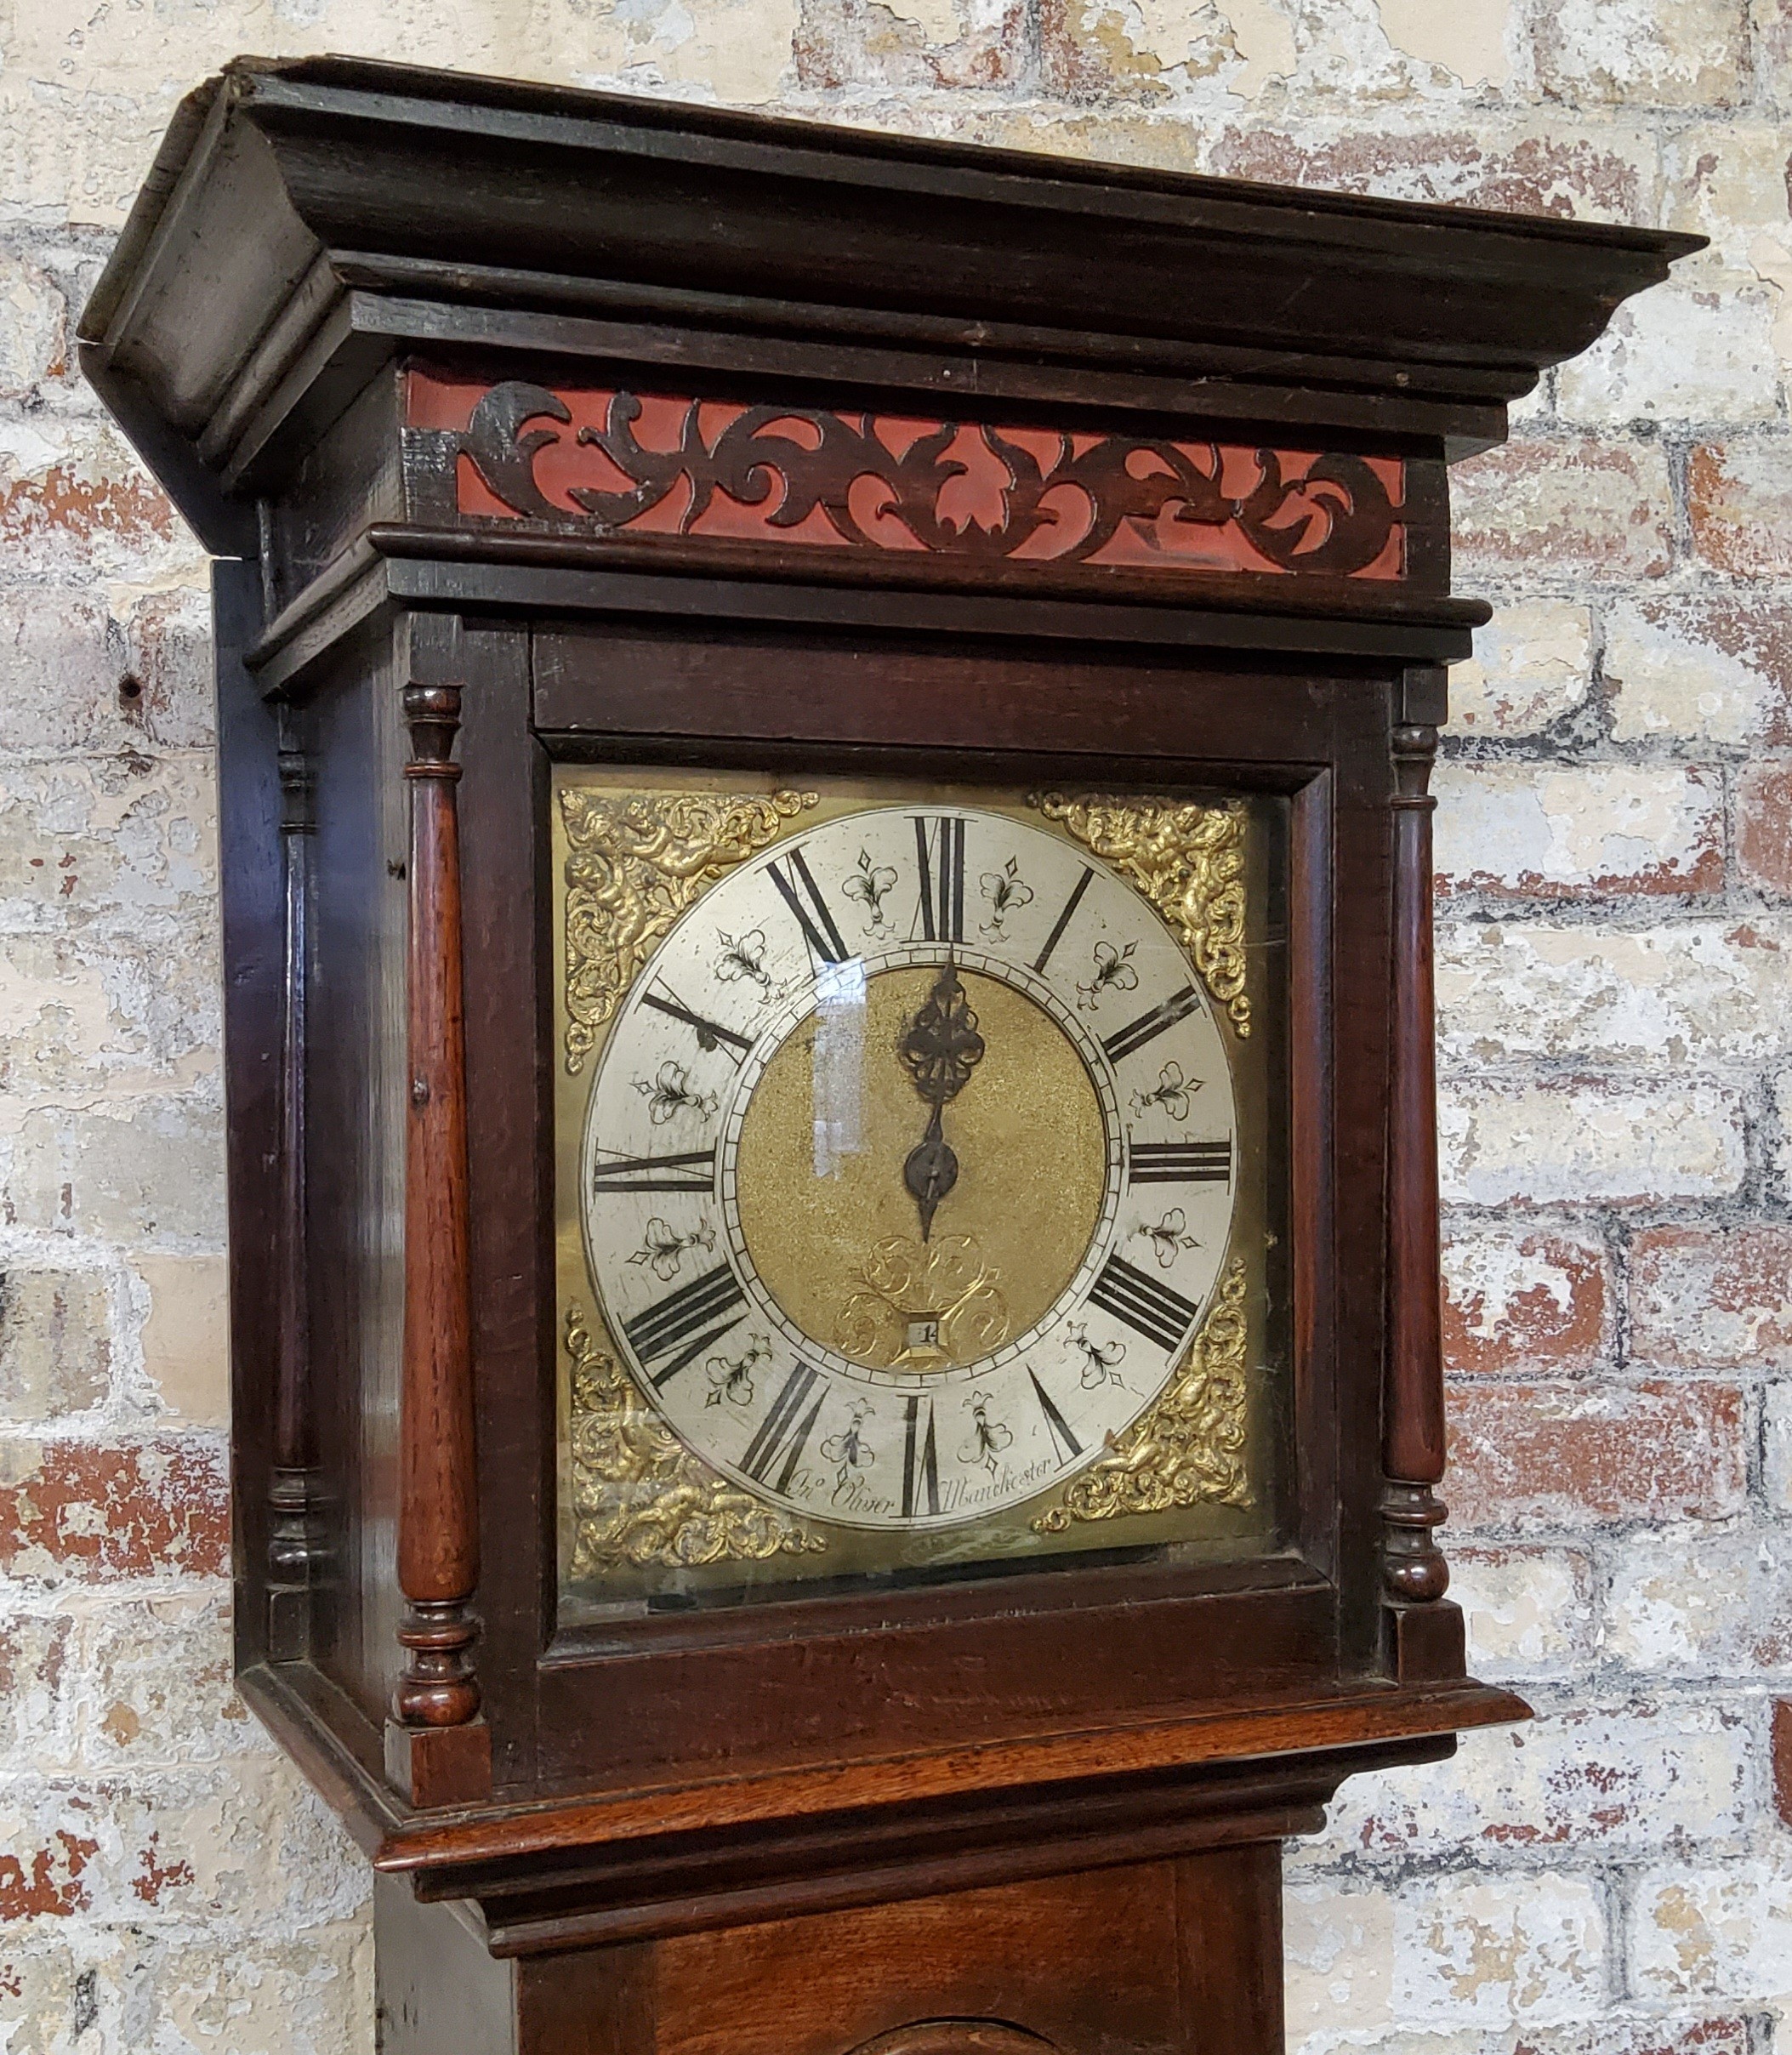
[{"x1": 555, "y1": 776, "x2": 1291, "y2": 1620}]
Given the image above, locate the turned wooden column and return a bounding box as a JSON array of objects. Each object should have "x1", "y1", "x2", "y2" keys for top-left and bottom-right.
[
  {"x1": 266, "y1": 737, "x2": 315, "y2": 1660},
  {"x1": 386, "y1": 671, "x2": 491, "y2": 1807},
  {"x1": 1380, "y1": 666, "x2": 1455, "y2": 1677}
]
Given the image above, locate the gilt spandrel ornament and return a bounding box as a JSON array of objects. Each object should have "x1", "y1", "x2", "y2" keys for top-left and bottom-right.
[
  {"x1": 1030, "y1": 1256, "x2": 1252, "y2": 1534},
  {"x1": 1033, "y1": 795, "x2": 1251, "y2": 1039},
  {"x1": 566, "y1": 1301, "x2": 828, "y2": 1573},
  {"x1": 560, "y1": 788, "x2": 820, "y2": 1073}
]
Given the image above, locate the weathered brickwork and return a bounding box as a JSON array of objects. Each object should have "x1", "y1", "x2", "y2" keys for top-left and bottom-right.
[{"x1": 1, "y1": 0, "x2": 1787, "y2": 2049}]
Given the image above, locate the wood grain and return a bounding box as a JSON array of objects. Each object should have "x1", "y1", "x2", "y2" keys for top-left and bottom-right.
[
  {"x1": 393, "y1": 675, "x2": 481, "y2": 1730},
  {"x1": 1382, "y1": 700, "x2": 1449, "y2": 1611}
]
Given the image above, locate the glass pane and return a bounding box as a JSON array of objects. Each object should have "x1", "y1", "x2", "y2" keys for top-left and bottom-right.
[{"x1": 554, "y1": 769, "x2": 1292, "y2": 1622}]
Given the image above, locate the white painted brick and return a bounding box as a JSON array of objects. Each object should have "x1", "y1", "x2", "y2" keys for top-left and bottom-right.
[
  {"x1": 1518, "y1": 0, "x2": 1747, "y2": 106},
  {"x1": 130, "y1": 1251, "x2": 230, "y2": 1428},
  {"x1": 1436, "y1": 918, "x2": 1792, "y2": 1067},
  {"x1": 0, "y1": 754, "x2": 216, "y2": 937},
  {"x1": 1438, "y1": 1076, "x2": 1746, "y2": 1206},
  {"x1": 70, "y1": 1592, "x2": 253, "y2": 1773},
  {"x1": 0, "y1": 1265, "x2": 113, "y2": 1423},
  {"x1": 1631, "y1": 1862, "x2": 1792, "y2": 2005},
  {"x1": 0, "y1": 586, "x2": 128, "y2": 754},
  {"x1": 0, "y1": 413, "x2": 194, "y2": 586},
  {"x1": 0, "y1": 1756, "x2": 369, "y2": 1938},
  {"x1": 0, "y1": 1096, "x2": 227, "y2": 1245},
  {"x1": 1285, "y1": 1879, "x2": 1397, "y2": 2044},
  {"x1": 1605, "y1": 1532, "x2": 1792, "y2": 1676},
  {"x1": 1452, "y1": 1546, "x2": 1598, "y2": 1680},
  {"x1": 1605, "y1": 592, "x2": 1792, "y2": 744},
  {"x1": 0, "y1": 931, "x2": 219, "y2": 1101},
  {"x1": 0, "y1": 254, "x2": 66, "y2": 396},
  {"x1": 1324, "y1": 1701, "x2": 1750, "y2": 1858},
  {"x1": 1434, "y1": 762, "x2": 1721, "y2": 899},
  {"x1": 1452, "y1": 601, "x2": 1595, "y2": 738},
  {"x1": 0, "y1": 1608, "x2": 76, "y2": 1772},
  {"x1": 1393, "y1": 1872, "x2": 1608, "y2": 2031},
  {"x1": 1764, "y1": 1378, "x2": 1792, "y2": 1512},
  {"x1": 1556, "y1": 274, "x2": 1780, "y2": 426}
]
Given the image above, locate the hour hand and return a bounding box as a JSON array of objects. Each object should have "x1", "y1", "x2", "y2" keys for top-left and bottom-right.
[
  {"x1": 898, "y1": 965, "x2": 984, "y2": 1240},
  {"x1": 904, "y1": 1109, "x2": 958, "y2": 1241},
  {"x1": 897, "y1": 965, "x2": 985, "y2": 1108}
]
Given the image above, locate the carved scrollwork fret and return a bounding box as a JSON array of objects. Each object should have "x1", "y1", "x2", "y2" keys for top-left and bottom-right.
[
  {"x1": 559, "y1": 788, "x2": 818, "y2": 1073},
  {"x1": 451, "y1": 380, "x2": 1403, "y2": 580},
  {"x1": 566, "y1": 1303, "x2": 828, "y2": 1572},
  {"x1": 1031, "y1": 793, "x2": 1251, "y2": 1037},
  {"x1": 1032, "y1": 1256, "x2": 1251, "y2": 1532}
]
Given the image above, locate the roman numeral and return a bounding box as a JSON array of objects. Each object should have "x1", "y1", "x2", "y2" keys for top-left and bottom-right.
[
  {"x1": 766, "y1": 849, "x2": 849, "y2": 965},
  {"x1": 1033, "y1": 865, "x2": 1094, "y2": 975},
  {"x1": 591, "y1": 1148, "x2": 715, "y2": 1195},
  {"x1": 640, "y1": 983, "x2": 753, "y2": 1062},
  {"x1": 913, "y1": 816, "x2": 966, "y2": 944},
  {"x1": 901, "y1": 1396, "x2": 940, "y2": 1517},
  {"x1": 1028, "y1": 1369, "x2": 1083, "y2": 1465},
  {"x1": 623, "y1": 1262, "x2": 747, "y2": 1386},
  {"x1": 741, "y1": 1361, "x2": 825, "y2": 1492},
  {"x1": 1101, "y1": 985, "x2": 1203, "y2": 1066},
  {"x1": 1088, "y1": 1252, "x2": 1203, "y2": 1353},
  {"x1": 1130, "y1": 1141, "x2": 1232, "y2": 1185}
]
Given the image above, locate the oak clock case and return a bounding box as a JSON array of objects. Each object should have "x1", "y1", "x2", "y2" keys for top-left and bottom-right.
[
  {"x1": 76, "y1": 50, "x2": 1701, "y2": 2055},
  {"x1": 555, "y1": 774, "x2": 1290, "y2": 1614}
]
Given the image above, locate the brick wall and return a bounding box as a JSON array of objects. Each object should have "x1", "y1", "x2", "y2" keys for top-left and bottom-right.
[{"x1": 1, "y1": 1, "x2": 1785, "y2": 2049}]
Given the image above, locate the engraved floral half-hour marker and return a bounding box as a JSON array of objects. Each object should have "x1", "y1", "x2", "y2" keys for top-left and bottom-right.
[
  {"x1": 714, "y1": 926, "x2": 772, "y2": 993},
  {"x1": 634, "y1": 1059, "x2": 719, "y2": 1125},
  {"x1": 704, "y1": 1332, "x2": 771, "y2": 1410},
  {"x1": 628, "y1": 1215, "x2": 717, "y2": 1282},
  {"x1": 1133, "y1": 1208, "x2": 1200, "y2": 1269},
  {"x1": 979, "y1": 855, "x2": 1033, "y2": 937},
  {"x1": 821, "y1": 1399, "x2": 877, "y2": 1481},
  {"x1": 958, "y1": 1391, "x2": 1014, "y2": 1475},
  {"x1": 1063, "y1": 1322, "x2": 1129, "y2": 1392},
  {"x1": 842, "y1": 847, "x2": 899, "y2": 935},
  {"x1": 1131, "y1": 1060, "x2": 1199, "y2": 1121},
  {"x1": 1077, "y1": 938, "x2": 1138, "y2": 1010}
]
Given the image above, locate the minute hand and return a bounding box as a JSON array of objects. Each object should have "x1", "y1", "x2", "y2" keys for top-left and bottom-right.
[{"x1": 897, "y1": 964, "x2": 986, "y2": 1241}]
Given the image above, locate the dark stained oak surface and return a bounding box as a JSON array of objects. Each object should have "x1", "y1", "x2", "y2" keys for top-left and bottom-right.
[{"x1": 80, "y1": 54, "x2": 1698, "y2": 2055}]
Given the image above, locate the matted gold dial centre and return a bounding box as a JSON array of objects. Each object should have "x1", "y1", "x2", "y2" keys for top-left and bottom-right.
[{"x1": 735, "y1": 968, "x2": 1106, "y2": 1368}]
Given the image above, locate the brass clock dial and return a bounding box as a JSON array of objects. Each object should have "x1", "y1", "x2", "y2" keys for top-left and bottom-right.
[{"x1": 578, "y1": 804, "x2": 1239, "y2": 1530}]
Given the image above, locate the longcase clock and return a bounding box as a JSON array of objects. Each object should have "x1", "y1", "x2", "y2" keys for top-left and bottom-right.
[{"x1": 79, "y1": 57, "x2": 1699, "y2": 2055}]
